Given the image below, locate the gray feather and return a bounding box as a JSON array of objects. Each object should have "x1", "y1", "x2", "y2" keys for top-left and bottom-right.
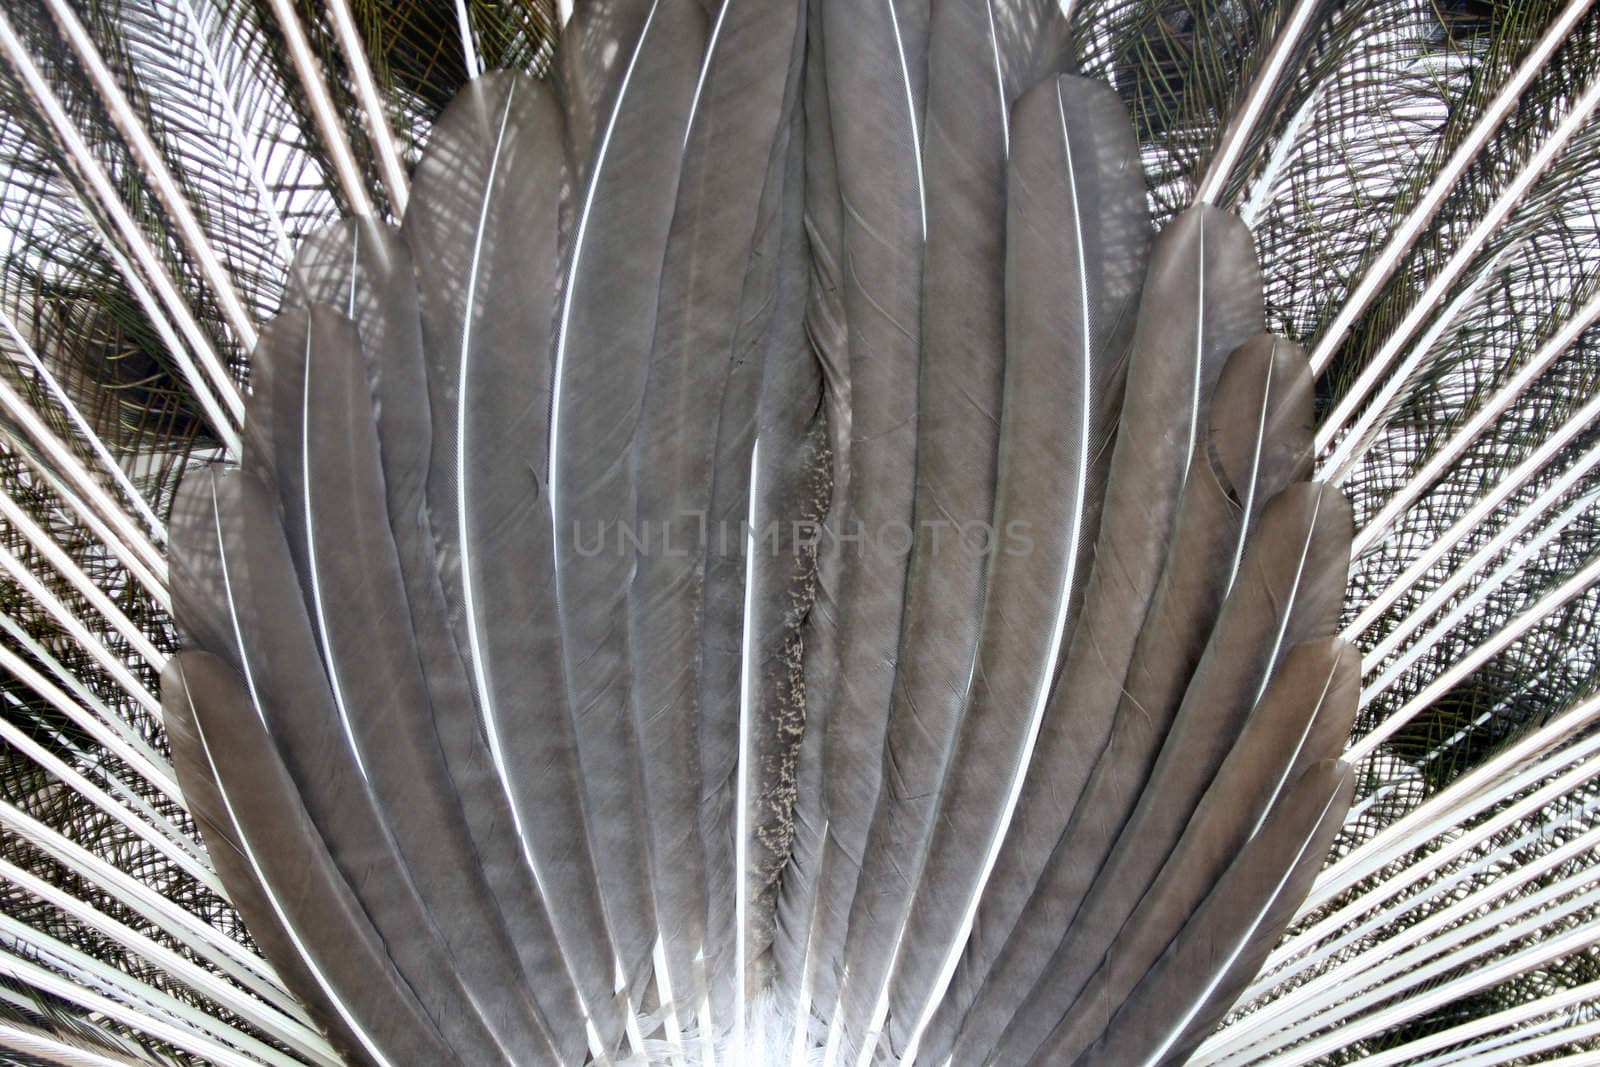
[
  {"x1": 880, "y1": 74, "x2": 1153, "y2": 1058},
  {"x1": 936, "y1": 333, "x2": 1312, "y2": 1064},
  {"x1": 162, "y1": 651, "x2": 454, "y2": 1067},
  {"x1": 1057, "y1": 760, "x2": 1355, "y2": 1067}
]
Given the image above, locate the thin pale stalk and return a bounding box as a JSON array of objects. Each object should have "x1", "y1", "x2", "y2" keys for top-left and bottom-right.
[
  {"x1": 1351, "y1": 552, "x2": 1600, "y2": 759},
  {"x1": 1360, "y1": 484, "x2": 1599, "y2": 691},
  {"x1": 1306, "y1": 0, "x2": 1595, "y2": 376},
  {"x1": 262, "y1": 0, "x2": 375, "y2": 217},
  {"x1": 0, "y1": 377, "x2": 167, "y2": 582},
  {"x1": 1347, "y1": 387, "x2": 1600, "y2": 635},
  {"x1": 1317, "y1": 63, "x2": 1600, "y2": 462},
  {"x1": 1205, "y1": 825, "x2": 1600, "y2": 1061},
  {"x1": 0, "y1": 307, "x2": 166, "y2": 542},
  {"x1": 0, "y1": 1019, "x2": 148, "y2": 1067},
  {"x1": 0, "y1": 9, "x2": 244, "y2": 428},
  {"x1": 1349, "y1": 284, "x2": 1600, "y2": 557},
  {"x1": 1194, "y1": 0, "x2": 1325, "y2": 205},
  {"x1": 0, "y1": 858, "x2": 337, "y2": 1065},
  {"x1": 0, "y1": 797, "x2": 296, "y2": 1009},
  {"x1": 0, "y1": 442, "x2": 168, "y2": 606},
  {"x1": 0, "y1": 484, "x2": 164, "y2": 665},
  {"x1": 0, "y1": 935, "x2": 294, "y2": 1067},
  {"x1": 0, "y1": 541, "x2": 162, "y2": 716},
  {"x1": 325, "y1": 0, "x2": 409, "y2": 213},
  {"x1": 42, "y1": 0, "x2": 257, "y2": 349},
  {"x1": 0, "y1": 639, "x2": 179, "y2": 803}
]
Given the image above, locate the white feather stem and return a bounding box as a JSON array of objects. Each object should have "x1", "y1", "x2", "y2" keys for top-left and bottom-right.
[
  {"x1": 0, "y1": 929, "x2": 297, "y2": 1067},
  {"x1": 684, "y1": 0, "x2": 732, "y2": 150},
  {"x1": 0, "y1": 308, "x2": 166, "y2": 542},
  {"x1": 172, "y1": 0, "x2": 296, "y2": 265},
  {"x1": 453, "y1": 0, "x2": 482, "y2": 76},
  {"x1": 262, "y1": 0, "x2": 376, "y2": 217},
  {"x1": 1319, "y1": 250, "x2": 1510, "y2": 474},
  {"x1": 41, "y1": 0, "x2": 257, "y2": 349},
  {"x1": 894, "y1": 80, "x2": 1097, "y2": 1067},
  {"x1": 1240, "y1": 789, "x2": 1596, "y2": 1007},
  {"x1": 1423, "y1": 1015, "x2": 1600, "y2": 1067},
  {"x1": 1304, "y1": 967, "x2": 1600, "y2": 1067},
  {"x1": 447, "y1": 86, "x2": 608, "y2": 1060},
  {"x1": 1207, "y1": 871, "x2": 1600, "y2": 1066},
  {"x1": 0, "y1": 542, "x2": 161, "y2": 716},
  {"x1": 1204, "y1": 821, "x2": 1600, "y2": 1060},
  {"x1": 0, "y1": 717, "x2": 216, "y2": 893},
  {"x1": 1211, "y1": 903, "x2": 1600, "y2": 1067},
  {"x1": 886, "y1": 0, "x2": 926, "y2": 238},
  {"x1": 0, "y1": 641, "x2": 179, "y2": 806},
  {"x1": 0, "y1": 483, "x2": 163, "y2": 666},
  {"x1": 1314, "y1": 695, "x2": 1600, "y2": 911},
  {"x1": 0, "y1": 798, "x2": 294, "y2": 1006},
  {"x1": 736, "y1": 439, "x2": 760, "y2": 1057},
  {"x1": 1349, "y1": 284, "x2": 1600, "y2": 557},
  {"x1": 558, "y1": 0, "x2": 573, "y2": 27},
  {"x1": 1346, "y1": 388, "x2": 1600, "y2": 636},
  {"x1": 0, "y1": 377, "x2": 168, "y2": 585},
  {"x1": 1317, "y1": 59, "x2": 1600, "y2": 456},
  {"x1": 1137, "y1": 788, "x2": 1347, "y2": 1067},
  {"x1": 1194, "y1": 0, "x2": 1323, "y2": 205},
  {"x1": 0, "y1": 858, "x2": 337, "y2": 1065},
  {"x1": 1306, "y1": 0, "x2": 1594, "y2": 376},
  {"x1": 0, "y1": 1019, "x2": 149, "y2": 1067},
  {"x1": 1360, "y1": 485, "x2": 1600, "y2": 696},
  {"x1": 0, "y1": 442, "x2": 169, "y2": 607},
  {"x1": 89, "y1": 223, "x2": 241, "y2": 455},
  {"x1": 325, "y1": 0, "x2": 410, "y2": 214},
  {"x1": 983, "y1": 0, "x2": 1009, "y2": 153},
  {"x1": 1350, "y1": 552, "x2": 1600, "y2": 760},
  {"x1": 1240, "y1": 81, "x2": 1323, "y2": 228},
  {"x1": 0, "y1": 614, "x2": 173, "y2": 787},
  {"x1": 0, "y1": 11, "x2": 244, "y2": 429},
  {"x1": 179, "y1": 662, "x2": 402, "y2": 1067},
  {"x1": 1261, "y1": 740, "x2": 1600, "y2": 1003}
]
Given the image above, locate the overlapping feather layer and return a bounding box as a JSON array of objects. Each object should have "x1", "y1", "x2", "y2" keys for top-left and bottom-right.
[{"x1": 162, "y1": 4, "x2": 1353, "y2": 1065}]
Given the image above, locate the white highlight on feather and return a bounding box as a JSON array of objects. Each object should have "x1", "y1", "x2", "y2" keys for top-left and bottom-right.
[
  {"x1": 174, "y1": 0, "x2": 296, "y2": 264},
  {"x1": 179, "y1": 668, "x2": 399, "y2": 1067},
  {"x1": 1245, "y1": 659, "x2": 1340, "y2": 842},
  {"x1": 736, "y1": 437, "x2": 761, "y2": 1062},
  {"x1": 551, "y1": 0, "x2": 662, "y2": 498},
  {"x1": 0, "y1": 307, "x2": 165, "y2": 542},
  {"x1": 327, "y1": 0, "x2": 411, "y2": 214},
  {"x1": 299, "y1": 321, "x2": 365, "y2": 780},
  {"x1": 43, "y1": 0, "x2": 258, "y2": 349},
  {"x1": 263, "y1": 0, "x2": 376, "y2": 217},
  {"x1": 1306, "y1": 0, "x2": 1592, "y2": 376},
  {"x1": 685, "y1": 0, "x2": 733, "y2": 149},
  {"x1": 451, "y1": 84, "x2": 610, "y2": 1066},
  {"x1": 1252, "y1": 489, "x2": 1322, "y2": 707},
  {"x1": 1183, "y1": 219, "x2": 1207, "y2": 483},
  {"x1": 886, "y1": 0, "x2": 927, "y2": 238},
  {"x1": 897, "y1": 82, "x2": 1095, "y2": 1066},
  {"x1": 0, "y1": 10, "x2": 243, "y2": 435},
  {"x1": 655, "y1": 936, "x2": 687, "y2": 1066},
  {"x1": 697, "y1": 950, "x2": 720, "y2": 1067},
  {"x1": 454, "y1": 0, "x2": 482, "y2": 76},
  {"x1": 1136, "y1": 786, "x2": 1343, "y2": 1067},
  {"x1": 1194, "y1": 0, "x2": 1321, "y2": 205},
  {"x1": 1225, "y1": 350, "x2": 1274, "y2": 594},
  {"x1": 983, "y1": 0, "x2": 1009, "y2": 155}
]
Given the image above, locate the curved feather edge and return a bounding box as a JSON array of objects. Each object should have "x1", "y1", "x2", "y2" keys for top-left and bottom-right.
[
  {"x1": 163, "y1": 652, "x2": 453, "y2": 1067},
  {"x1": 990, "y1": 481, "x2": 1353, "y2": 1065},
  {"x1": 933, "y1": 333, "x2": 1313, "y2": 1065},
  {"x1": 1059, "y1": 760, "x2": 1356, "y2": 1067}
]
